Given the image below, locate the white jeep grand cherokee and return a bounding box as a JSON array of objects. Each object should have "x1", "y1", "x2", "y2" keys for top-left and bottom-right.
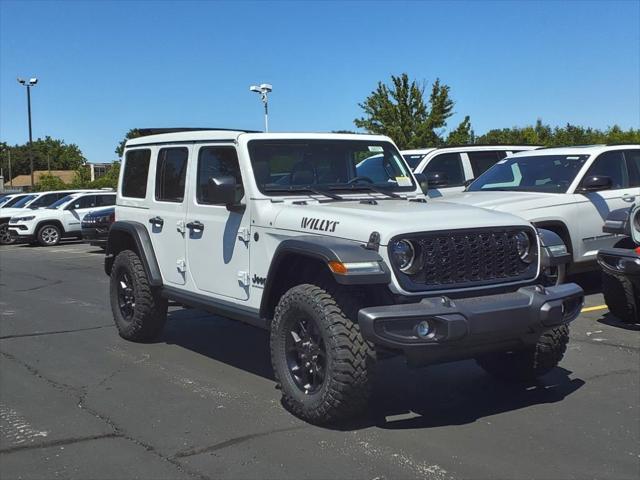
[
  {"x1": 438, "y1": 145, "x2": 640, "y2": 283},
  {"x1": 105, "y1": 129, "x2": 583, "y2": 424}
]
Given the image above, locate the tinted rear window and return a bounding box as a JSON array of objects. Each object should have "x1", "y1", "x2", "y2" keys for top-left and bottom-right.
[{"x1": 122, "y1": 149, "x2": 151, "y2": 198}]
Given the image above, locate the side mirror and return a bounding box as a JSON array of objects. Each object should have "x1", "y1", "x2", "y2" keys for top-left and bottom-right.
[
  {"x1": 427, "y1": 171, "x2": 449, "y2": 188},
  {"x1": 207, "y1": 175, "x2": 244, "y2": 207},
  {"x1": 413, "y1": 173, "x2": 429, "y2": 194},
  {"x1": 580, "y1": 175, "x2": 612, "y2": 193}
]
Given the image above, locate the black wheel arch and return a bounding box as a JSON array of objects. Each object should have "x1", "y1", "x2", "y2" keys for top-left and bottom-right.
[
  {"x1": 259, "y1": 236, "x2": 390, "y2": 321},
  {"x1": 105, "y1": 221, "x2": 162, "y2": 287},
  {"x1": 534, "y1": 221, "x2": 573, "y2": 255}
]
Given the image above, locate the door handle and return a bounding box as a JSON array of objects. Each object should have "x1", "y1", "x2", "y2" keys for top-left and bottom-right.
[
  {"x1": 149, "y1": 216, "x2": 164, "y2": 226},
  {"x1": 186, "y1": 220, "x2": 204, "y2": 231},
  {"x1": 622, "y1": 195, "x2": 636, "y2": 203}
]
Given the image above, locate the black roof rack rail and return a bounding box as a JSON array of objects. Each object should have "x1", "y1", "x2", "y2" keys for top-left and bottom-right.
[
  {"x1": 136, "y1": 128, "x2": 261, "y2": 137},
  {"x1": 605, "y1": 143, "x2": 640, "y2": 146},
  {"x1": 409, "y1": 143, "x2": 543, "y2": 149},
  {"x1": 534, "y1": 144, "x2": 603, "y2": 150}
]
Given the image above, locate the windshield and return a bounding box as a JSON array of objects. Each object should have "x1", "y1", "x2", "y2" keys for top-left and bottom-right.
[
  {"x1": 467, "y1": 154, "x2": 590, "y2": 193},
  {"x1": 0, "y1": 196, "x2": 17, "y2": 207},
  {"x1": 248, "y1": 140, "x2": 415, "y2": 196},
  {"x1": 9, "y1": 195, "x2": 37, "y2": 208},
  {"x1": 47, "y1": 195, "x2": 75, "y2": 209},
  {"x1": 402, "y1": 154, "x2": 426, "y2": 170}
]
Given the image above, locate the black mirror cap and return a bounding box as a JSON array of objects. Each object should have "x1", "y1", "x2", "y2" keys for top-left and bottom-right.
[
  {"x1": 603, "y1": 207, "x2": 632, "y2": 235},
  {"x1": 207, "y1": 175, "x2": 244, "y2": 206},
  {"x1": 427, "y1": 171, "x2": 449, "y2": 188},
  {"x1": 580, "y1": 175, "x2": 612, "y2": 192},
  {"x1": 413, "y1": 173, "x2": 429, "y2": 194}
]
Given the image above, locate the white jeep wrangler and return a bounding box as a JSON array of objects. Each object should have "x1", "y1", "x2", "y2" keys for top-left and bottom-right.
[{"x1": 106, "y1": 129, "x2": 583, "y2": 424}]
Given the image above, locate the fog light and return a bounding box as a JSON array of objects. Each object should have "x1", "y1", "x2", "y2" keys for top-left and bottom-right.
[{"x1": 416, "y1": 320, "x2": 431, "y2": 338}]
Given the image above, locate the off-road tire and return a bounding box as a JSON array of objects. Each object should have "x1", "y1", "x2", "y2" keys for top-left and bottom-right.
[
  {"x1": 601, "y1": 269, "x2": 638, "y2": 324},
  {"x1": 36, "y1": 224, "x2": 61, "y2": 246},
  {"x1": 0, "y1": 223, "x2": 15, "y2": 245},
  {"x1": 110, "y1": 249, "x2": 167, "y2": 341},
  {"x1": 476, "y1": 325, "x2": 570, "y2": 382},
  {"x1": 270, "y1": 284, "x2": 375, "y2": 425}
]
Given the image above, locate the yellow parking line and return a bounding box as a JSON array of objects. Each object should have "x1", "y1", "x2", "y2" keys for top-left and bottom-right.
[{"x1": 581, "y1": 305, "x2": 608, "y2": 313}]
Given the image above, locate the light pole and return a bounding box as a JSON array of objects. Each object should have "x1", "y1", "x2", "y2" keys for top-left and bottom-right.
[
  {"x1": 249, "y1": 83, "x2": 272, "y2": 132},
  {"x1": 17, "y1": 77, "x2": 38, "y2": 188}
]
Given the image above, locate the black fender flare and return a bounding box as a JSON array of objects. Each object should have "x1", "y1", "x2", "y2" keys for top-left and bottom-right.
[
  {"x1": 259, "y1": 235, "x2": 391, "y2": 317},
  {"x1": 602, "y1": 206, "x2": 632, "y2": 236},
  {"x1": 105, "y1": 221, "x2": 162, "y2": 286},
  {"x1": 537, "y1": 228, "x2": 571, "y2": 267}
]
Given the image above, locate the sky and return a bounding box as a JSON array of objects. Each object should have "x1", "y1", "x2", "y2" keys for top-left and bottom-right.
[{"x1": 1, "y1": 0, "x2": 639, "y2": 163}]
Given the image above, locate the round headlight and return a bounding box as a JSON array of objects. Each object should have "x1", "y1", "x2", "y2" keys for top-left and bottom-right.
[
  {"x1": 514, "y1": 231, "x2": 533, "y2": 263},
  {"x1": 390, "y1": 239, "x2": 416, "y2": 272}
]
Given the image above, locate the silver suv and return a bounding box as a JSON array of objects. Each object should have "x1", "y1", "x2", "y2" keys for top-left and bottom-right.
[{"x1": 106, "y1": 129, "x2": 583, "y2": 424}]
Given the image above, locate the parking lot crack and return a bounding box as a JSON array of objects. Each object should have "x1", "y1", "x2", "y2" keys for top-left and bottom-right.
[
  {"x1": 0, "y1": 433, "x2": 122, "y2": 455},
  {"x1": 0, "y1": 324, "x2": 113, "y2": 340}
]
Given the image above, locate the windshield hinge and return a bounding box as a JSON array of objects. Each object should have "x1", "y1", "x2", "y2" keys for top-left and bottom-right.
[
  {"x1": 176, "y1": 220, "x2": 186, "y2": 234},
  {"x1": 176, "y1": 259, "x2": 187, "y2": 273},
  {"x1": 238, "y1": 271, "x2": 250, "y2": 286},
  {"x1": 365, "y1": 231, "x2": 380, "y2": 251},
  {"x1": 238, "y1": 227, "x2": 250, "y2": 243}
]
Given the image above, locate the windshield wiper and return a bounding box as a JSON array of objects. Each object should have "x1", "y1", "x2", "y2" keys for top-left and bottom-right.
[
  {"x1": 264, "y1": 186, "x2": 344, "y2": 200},
  {"x1": 333, "y1": 183, "x2": 400, "y2": 199}
]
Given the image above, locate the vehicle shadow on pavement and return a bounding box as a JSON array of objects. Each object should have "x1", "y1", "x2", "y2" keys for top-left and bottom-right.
[
  {"x1": 597, "y1": 312, "x2": 640, "y2": 331},
  {"x1": 160, "y1": 308, "x2": 586, "y2": 431}
]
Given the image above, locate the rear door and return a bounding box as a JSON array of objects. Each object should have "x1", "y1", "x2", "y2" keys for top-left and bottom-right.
[
  {"x1": 186, "y1": 144, "x2": 251, "y2": 300},
  {"x1": 148, "y1": 146, "x2": 190, "y2": 286}
]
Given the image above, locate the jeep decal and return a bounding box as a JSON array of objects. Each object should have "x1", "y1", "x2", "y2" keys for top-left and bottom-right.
[
  {"x1": 252, "y1": 274, "x2": 266, "y2": 286},
  {"x1": 301, "y1": 217, "x2": 340, "y2": 232}
]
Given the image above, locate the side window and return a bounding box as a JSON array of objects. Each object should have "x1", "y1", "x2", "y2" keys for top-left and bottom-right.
[
  {"x1": 155, "y1": 147, "x2": 188, "y2": 202},
  {"x1": 29, "y1": 193, "x2": 59, "y2": 208},
  {"x1": 356, "y1": 155, "x2": 396, "y2": 183},
  {"x1": 96, "y1": 195, "x2": 116, "y2": 207},
  {"x1": 74, "y1": 195, "x2": 96, "y2": 209},
  {"x1": 424, "y1": 153, "x2": 464, "y2": 186},
  {"x1": 468, "y1": 151, "x2": 506, "y2": 178},
  {"x1": 624, "y1": 149, "x2": 640, "y2": 187},
  {"x1": 583, "y1": 151, "x2": 628, "y2": 189},
  {"x1": 122, "y1": 149, "x2": 151, "y2": 198},
  {"x1": 197, "y1": 147, "x2": 242, "y2": 205}
]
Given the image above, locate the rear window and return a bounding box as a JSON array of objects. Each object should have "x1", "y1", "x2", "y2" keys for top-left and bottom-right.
[
  {"x1": 122, "y1": 149, "x2": 151, "y2": 198},
  {"x1": 468, "y1": 151, "x2": 508, "y2": 177},
  {"x1": 155, "y1": 147, "x2": 188, "y2": 202}
]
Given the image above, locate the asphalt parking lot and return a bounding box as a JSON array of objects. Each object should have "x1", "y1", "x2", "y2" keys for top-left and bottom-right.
[{"x1": 0, "y1": 241, "x2": 638, "y2": 480}]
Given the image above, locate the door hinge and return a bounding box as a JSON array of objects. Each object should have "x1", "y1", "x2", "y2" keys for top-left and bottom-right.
[
  {"x1": 238, "y1": 271, "x2": 250, "y2": 286},
  {"x1": 176, "y1": 259, "x2": 187, "y2": 273},
  {"x1": 238, "y1": 227, "x2": 250, "y2": 242},
  {"x1": 176, "y1": 220, "x2": 186, "y2": 234}
]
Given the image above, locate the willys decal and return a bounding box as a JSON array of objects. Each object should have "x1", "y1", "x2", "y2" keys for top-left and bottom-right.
[{"x1": 300, "y1": 217, "x2": 340, "y2": 232}]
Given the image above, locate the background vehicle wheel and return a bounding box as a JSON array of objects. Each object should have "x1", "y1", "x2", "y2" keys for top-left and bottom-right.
[
  {"x1": 270, "y1": 284, "x2": 375, "y2": 425},
  {"x1": 0, "y1": 224, "x2": 15, "y2": 245},
  {"x1": 540, "y1": 264, "x2": 566, "y2": 286},
  {"x1": 37, "y1": 224, "x2": 61, "y2": 246},
  {"x1": 476, "y1": 325, "x2": 570, "y2": 382},
  {"x1": 110, "y1": 249, "x2": 167, "y2": 341},
  {"x1": 601, "y1": 269, "x2": 638, "y2": 324}
]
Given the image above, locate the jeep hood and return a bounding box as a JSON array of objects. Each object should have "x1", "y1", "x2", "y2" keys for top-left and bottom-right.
[
  {"x1": 269, "y1": 198, "x2": 532, "y2": 245},
  {"x1": 0, "y1": 207, "x2": 36, "y2": 219},
  {"x1": 435, "y1": 191, "x2": 562, "y2": 213}
]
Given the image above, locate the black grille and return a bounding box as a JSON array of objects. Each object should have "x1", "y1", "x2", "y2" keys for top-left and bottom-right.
[{"x1": 392, "y1": 227, "x2": 538, "y2": 292}]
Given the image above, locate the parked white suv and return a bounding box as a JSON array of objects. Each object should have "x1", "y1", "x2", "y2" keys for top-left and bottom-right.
[
  {"x1": 105, "y1": 129, "x2": 583, "y2": 424},
  {"x1": 0, "y1": 189, "x2": 97, "y2": 245},
  {"x1": 439, "y1": 145, "x2": 640, "y2": 282},
  {"x1": 400, "y1": 145, "x2": 540, "y2": 197},
  {"x1": 8, "y1": 191, "x2": 115, "y2": 246}
]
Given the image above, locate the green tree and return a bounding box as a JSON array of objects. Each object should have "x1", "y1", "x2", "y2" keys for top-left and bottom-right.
[
  {"x1": 34, "y1": 174, "x2": 68, "y2": 192},
  {"x1": 354, "y1": 73, "x2": 455, "y2": 149},
  {"x1": 115, "y1": 128, "x2": 144, "y2": 158},
  {"x1": 446, "y1": 116, "x2": 474, "y2": 145},
  {"x1": 1, "y1": 137, "x2": 86, "y2": 179},
  {"x1": 88, "y1": 162, "x2": 120, "y2": 189}
]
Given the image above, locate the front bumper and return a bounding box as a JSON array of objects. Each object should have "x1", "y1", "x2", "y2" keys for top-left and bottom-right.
[
  {"x1": 81, "y1": 226, "x2": 109, "y2": 245},
  {"x1": 358, "y1": 283, "x2": 584, "y2": 366},
  {"x1": 9, "y1": 229, "x2": 35, "y2": 243}
]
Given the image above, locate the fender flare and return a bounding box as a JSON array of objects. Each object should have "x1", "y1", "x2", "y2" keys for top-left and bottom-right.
[
  {"x1": 105, "y1": 221, "x2": 162, "y2": 286},
  {"x1": 537, "y1": 228, "x2": 571, "y2": 267},
  {"x1": 259, "y1": 235, "x2": 391, "y2": 317}
]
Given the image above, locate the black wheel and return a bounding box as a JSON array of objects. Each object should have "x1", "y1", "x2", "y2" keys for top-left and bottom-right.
[
  {"x1": 476, "y1": 325, "x2": 570, "y2": 382},
  {"x1": 110, "y1": 249, "x2": 167, "y2": 341},
  {"x1": 37, "y1": 224, "x2": 61, "y2": 246},
  {"x1": 539, "y1": 264, "x2": 566, "y2": 287},
  {"x1": 601, "y1": 269, "x2": 639, "y2": 323},
  {"x1": 270, "y1": 284, "x2": 375, "y2": 424},
  {"x1": 0, "y1": 224, "x2": 15, "y2": 245}
]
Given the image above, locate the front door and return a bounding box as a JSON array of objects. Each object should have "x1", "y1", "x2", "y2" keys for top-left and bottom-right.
[
  {"x1": 148, "y1": 146, "x2": 190, "y2": 286},
  {"x1": 62, "y1": 194, "x2": 97, "y2": 233},
  {"x1": 575, "y1": 150, "x2": 640, "y2": 259},
  {"x1": 186, "y1": 144, "x2": 250, "y2": 300}
]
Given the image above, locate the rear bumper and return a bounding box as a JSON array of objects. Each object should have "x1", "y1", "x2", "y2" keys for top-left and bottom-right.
[
  {"x1": 358, "y1": 283, "x2": 584, "y2": 366},
  {"x1": 81, "y1": 227, "x2": 109, "y2": 245}
]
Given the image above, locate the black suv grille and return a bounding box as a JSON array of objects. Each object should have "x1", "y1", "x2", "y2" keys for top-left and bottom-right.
[{"x1": 392, "y1": 227, "x2": 538, "y2": 292}]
